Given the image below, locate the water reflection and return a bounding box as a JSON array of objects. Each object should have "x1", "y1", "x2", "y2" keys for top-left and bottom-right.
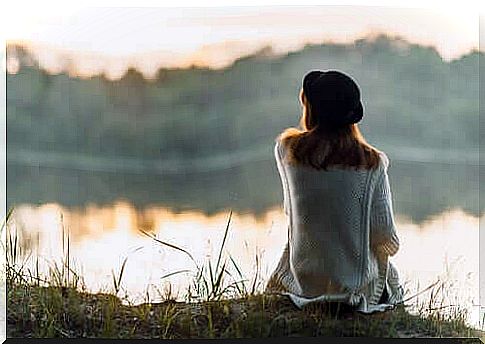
[
  {"x1": 7, "y1": 202, "x2": 482, "y2": 329},
  {"x1": 6, "y1": 157, "x2": 480, "y2": 224}
]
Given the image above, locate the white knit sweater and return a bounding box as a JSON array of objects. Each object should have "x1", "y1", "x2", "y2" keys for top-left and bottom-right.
[{"x1": 265, "y1": 140, "x2": 404, "y2": 313}]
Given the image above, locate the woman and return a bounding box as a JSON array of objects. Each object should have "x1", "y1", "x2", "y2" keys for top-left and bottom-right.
[{"x1": 265, "y1": 70, "x2": 404, "y2": 313}]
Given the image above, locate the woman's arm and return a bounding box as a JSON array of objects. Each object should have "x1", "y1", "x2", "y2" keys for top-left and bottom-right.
[
  {"x1": 370, "y1": 155, "x2": 400, "y2": 257},
  {"x1": 274, "y1": 141, "x2": 290, "y2": 217}
]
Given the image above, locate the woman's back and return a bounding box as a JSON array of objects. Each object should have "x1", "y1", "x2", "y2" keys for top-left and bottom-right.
[{"x1": 267, "y1": 140, "x2": 403, "y2": 312}]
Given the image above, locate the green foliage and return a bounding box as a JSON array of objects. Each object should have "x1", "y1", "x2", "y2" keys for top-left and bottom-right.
[{"x1": 7, "y1": 35, "x2": 480, "y2": 160}]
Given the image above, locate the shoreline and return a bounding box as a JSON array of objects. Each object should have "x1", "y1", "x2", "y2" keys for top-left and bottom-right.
[{"x1": 7, "y1": 284, "x2": 484, "y2": 340}]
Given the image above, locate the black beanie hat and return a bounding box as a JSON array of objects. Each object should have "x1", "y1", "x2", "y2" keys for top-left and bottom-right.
[{"x1": 302, "y1": 70, "x2": 364, "y2": 126}]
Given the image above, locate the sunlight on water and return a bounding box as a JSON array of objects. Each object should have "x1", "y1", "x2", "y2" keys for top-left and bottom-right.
[{"x1": 7, "y1": 202, "x2": 482, "y2": 329}]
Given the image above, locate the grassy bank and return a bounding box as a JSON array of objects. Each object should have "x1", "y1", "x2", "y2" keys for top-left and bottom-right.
[
  {"x1": 6, "y1": 283, "x2": 484, "y2": 340},
  {"x1": 3, "y1": 208, "x2": 485, "y2": 340}
]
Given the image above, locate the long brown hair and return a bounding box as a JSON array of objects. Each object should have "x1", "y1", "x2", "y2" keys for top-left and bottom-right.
[{"x1": 278, "y1": 89, "x2": 381, "y2": 171}]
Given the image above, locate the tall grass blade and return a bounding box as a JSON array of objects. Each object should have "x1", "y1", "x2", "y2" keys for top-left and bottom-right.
[
  {"x1": 112, "y1": 256, "x2": 129, "y2": 295},
  {"x1": 160, "y1": 269, "x2": 191, "y2": 280},
  {"x1": 229, "y1": 254, "x2": 248, "y2": 296},
  {"x1": 250, "y1": 252, "x2": 260, "y2": 295},
  {"x1": 1, "y1": 206, "x2": 14, "y2": 234},
  {"x1": 213, "y1": 260, "x2": 227, "y2": 299},
  {"x1": 400, "y1": 279, "x2": 442, "y2": 304},
  {"x1": 208, "y1": 260, "x2": 214, "y2": 286},
  {"x1": 139, "y1": 229, "x2": 197, "y2": 267},
  {"x1": 215, "y1": 210, "x2": 232, "y2": 275}
]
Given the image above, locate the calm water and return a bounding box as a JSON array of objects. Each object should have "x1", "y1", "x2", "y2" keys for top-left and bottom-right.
[{"x1": 6, "y1": 201, "x2": 483, "y2": 329}]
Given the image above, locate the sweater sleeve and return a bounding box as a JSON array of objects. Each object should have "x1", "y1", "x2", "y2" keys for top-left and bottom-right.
[
  {"x1": 274, "y1": 141, "x2": 290, "y2": 216},
  {"x1": 370, "y1": 154, "x2": 400, "y2": 257}
]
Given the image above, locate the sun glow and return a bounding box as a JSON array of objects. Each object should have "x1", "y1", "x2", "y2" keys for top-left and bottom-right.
[{"x1": 2, "y1": 4, "x2": 480, "y2": 77}]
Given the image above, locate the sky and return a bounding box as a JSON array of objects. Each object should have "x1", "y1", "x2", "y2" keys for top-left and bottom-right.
[{"x1": 1, "y1": 1, "x2": 483, "y2": 78}]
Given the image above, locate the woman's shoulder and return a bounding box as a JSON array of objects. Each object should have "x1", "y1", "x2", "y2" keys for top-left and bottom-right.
[
  {"x1": 374, "y1": 149, "x2": 390, "y2": 172},
  {"x1": 274, "y1": 137, "x2": 288, "y2": 159},
  {"x1": 378, "y1": 150, "x2": 389, "y2": 167},
  {"x1": 274, "y1": 129, "x2": 302, "y2": 154}
]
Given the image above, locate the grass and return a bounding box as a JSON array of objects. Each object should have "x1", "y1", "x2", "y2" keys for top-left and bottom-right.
[
  {"x1": 7, "y1": 286, "x2": 484, "y2": 340},
  {"x1": 2, "y1": 206, "x2": 485, "y2": 340}
]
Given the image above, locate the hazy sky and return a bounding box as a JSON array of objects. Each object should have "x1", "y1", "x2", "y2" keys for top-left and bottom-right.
[{"x1": 2, "y1": 3, "x2": 481, "y2": 78}]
